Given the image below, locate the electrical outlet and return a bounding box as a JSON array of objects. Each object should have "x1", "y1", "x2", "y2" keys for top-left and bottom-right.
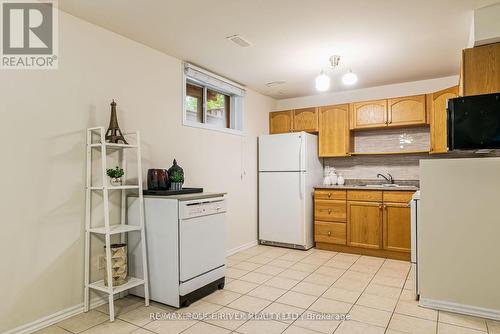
[{"x1": 98, "y1": 255, "x2": 106, "y2": 270}]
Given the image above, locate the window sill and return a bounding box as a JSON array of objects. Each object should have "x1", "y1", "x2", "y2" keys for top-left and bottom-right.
[{"x1": 182, "y1": 120, "x2": 246, "y2": 137}]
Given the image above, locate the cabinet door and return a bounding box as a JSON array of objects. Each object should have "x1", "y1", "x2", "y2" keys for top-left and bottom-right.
[
  {"x1": 318, "y1": 104, "x2": 350, "y2": 157},
  {"x1": 347, "y1": 201, "x2": 382, "y2": 249},
  {"x1": 429, "y1": 86, "x2": 458, "y2": 154},
  {"x1": 350, "y1": 99, "x2": 387, "y2": 129},
  {"x1": 388, "y1": 95, "x2": 426, "y2": 127},
  {"x1": 269, "y1": 111, "x2": 293, "y2": 134},
  {"x1": 383, "y1": 203, "x2": 411, "y2": 253},
  {"x1": 462, "y1": 43, "x2": 500, "y2": 96},
  {"x1": 293, "y1": 107, "x2": 318, "y2": 132}
]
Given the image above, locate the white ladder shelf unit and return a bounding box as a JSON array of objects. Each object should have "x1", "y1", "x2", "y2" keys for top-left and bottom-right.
[{"x1": 84, "y1": 127, "x2": 149, "y2": 321}]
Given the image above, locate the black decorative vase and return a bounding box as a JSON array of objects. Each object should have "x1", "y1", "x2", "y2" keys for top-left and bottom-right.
[{"x1": 167, "y1": 159, "x2": 184, "y2": 185}]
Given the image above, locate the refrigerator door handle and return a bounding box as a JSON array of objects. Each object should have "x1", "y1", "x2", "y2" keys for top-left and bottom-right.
[{"x1": 299, "y1": 137, "x2": 303, "y2": 199}]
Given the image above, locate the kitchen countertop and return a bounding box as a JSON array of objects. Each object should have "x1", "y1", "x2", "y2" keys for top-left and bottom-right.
[
  {"x1": 315, "y1": 184, "x2": 418, "y2": 191},
  {"x1": 130, "y1": 192, "x2": 227, "y2": 201}
]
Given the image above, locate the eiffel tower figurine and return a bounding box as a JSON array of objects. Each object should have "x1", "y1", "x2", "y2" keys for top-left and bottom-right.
[{"x1": 105, "y1": 100, "x2": 128, "y2": 144}]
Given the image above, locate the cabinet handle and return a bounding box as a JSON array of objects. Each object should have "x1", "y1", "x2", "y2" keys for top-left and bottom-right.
[
  {"x1": 328, "y1": 209, "x2": 332, "y2": 214},
  {"x1": 327, "y1": 193, "x2": 332, "y2": 198},
  {"x1": 327, "y1": 231, "x2": 331, "y2": 236},
  {"x1": 379, "y1": 204, "x2": 383, "y2": 209}
]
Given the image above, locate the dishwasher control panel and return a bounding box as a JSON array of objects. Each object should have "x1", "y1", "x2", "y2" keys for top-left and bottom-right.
[{"x1": 179, "y1": 197, "x2": 226, "y2": 219}]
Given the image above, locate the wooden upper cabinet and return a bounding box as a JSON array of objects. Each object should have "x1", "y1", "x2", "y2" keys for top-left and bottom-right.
[
  {"x1": 461, "y1": 43, "x2": 500, "y2": 96},
  {"x1": 350, "y1": 99, "x2": 387, "y2": 129},
  {"x1": 347, "y1": 201, "x2": 383, "y2": 249},
  {"x1": 293, "y1": 107, "x2": 318, "y2": 132},
  {"x1": 387, "y1": 95, "x2": 426, "y2": 127},
  {"x1": 318, "y1": 104, "x2": 350, "y2": 157},
  {"x1": 269, "y1": 110, "x2": 293, "y2": 134},
  {"x1": 429, "y1": 86, "x2": 459, "y2": 154},
  {"x1": 383, "y1": 203, "x2": 411, "y2": 253}
]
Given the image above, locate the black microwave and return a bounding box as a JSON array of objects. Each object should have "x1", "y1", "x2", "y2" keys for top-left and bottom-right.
[{"x1": 448, "y1": 93, "x2": 500, "y2": 150}]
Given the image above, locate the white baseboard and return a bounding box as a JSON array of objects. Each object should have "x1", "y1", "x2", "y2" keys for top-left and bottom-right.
[
  {"x1": 226, "y1": 240, "x2": 258, "y2": 256},
  {"x1": 7, "y1": 240, "x2": 261, "y2": 334},
  {"x1": 419, "y1": 297, "x2": 500, "y2": 321},
  {"x1": 4, "y1": 295, "x2": 120, "y2": 334}
]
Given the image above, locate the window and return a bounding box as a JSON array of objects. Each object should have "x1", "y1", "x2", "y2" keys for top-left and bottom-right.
[{"x1": 183, "y1": 63, "x2": 245, "y2": 134}]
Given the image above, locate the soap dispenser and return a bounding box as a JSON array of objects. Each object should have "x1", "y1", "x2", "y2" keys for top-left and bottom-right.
[
  {"x1": 337, "y1": 173, "x2": 345, "y2": 186},
  {"x1": 323, "y1": 166, "x2": 331, "y2": 185}
]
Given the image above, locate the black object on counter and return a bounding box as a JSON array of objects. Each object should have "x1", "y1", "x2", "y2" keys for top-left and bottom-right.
[
  {"x1": 143, "y1": 188, "x2": 203, "y2": 196},
  {"x1": 147, "y1": 169, "x2": 169, "y2": 190},
  {"x1": 167, "y1": 159, "x2": 184, "y2": 182}
]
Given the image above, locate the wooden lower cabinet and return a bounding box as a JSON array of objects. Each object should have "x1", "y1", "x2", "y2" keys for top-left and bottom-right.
[
  {"x1": 315, "y1": 221, "x2": 346, "y2": 245},
  {"x1": 347, "y1": 201, "x2": 382, "y2": 249},
  {"x1": 314, "y1": 189, "x2": 413, "y2": 261},
  {"x1": 383, "y1": 203, "x2": 411, "y2": 253}
]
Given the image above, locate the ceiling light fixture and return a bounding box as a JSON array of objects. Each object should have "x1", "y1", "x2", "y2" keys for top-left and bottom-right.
[
  {"x1": 315, "y1": 55, "x2": 358, "y2": 91},
  {"x1": 315, "y1": 55, "x2": 341, "y2": 92},
  {"x1": 342, "y1": 69, "x2": 358, "y2": 85},
  {"x1": 315, "y1": 70, "x2": 330, "y2": 92}
]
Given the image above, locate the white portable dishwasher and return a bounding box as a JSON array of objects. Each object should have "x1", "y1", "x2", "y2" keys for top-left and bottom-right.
[{"x1": 128, "y1": 194, "x2": 226, "y2": 307}]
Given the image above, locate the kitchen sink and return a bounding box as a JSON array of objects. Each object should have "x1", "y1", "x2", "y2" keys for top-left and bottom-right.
[{"x1": 363, "y1": 184, "x2": 401, "y2": 188}]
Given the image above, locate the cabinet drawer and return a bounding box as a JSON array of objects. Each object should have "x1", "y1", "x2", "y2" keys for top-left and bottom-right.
[
  {"x1": 347, "y1": 190, "x2": 383, "y2": 202},
  {"x1": 315, "y1": 200, "x2": 347, "y2": 222},
  {"x1": 383, "y1": 191, "x2": 414, "y2": 204},
  {"x1": 315, "y1": 221, "x2": 346, "y2": 245},
  {"x1": 315, "y1": 189, "x2": 346, "y2": 200}
]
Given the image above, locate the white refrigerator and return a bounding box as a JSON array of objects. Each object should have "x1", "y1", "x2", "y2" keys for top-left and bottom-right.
[{"x1": 258, "y1": 132, "x2": 323, "y2": 249}]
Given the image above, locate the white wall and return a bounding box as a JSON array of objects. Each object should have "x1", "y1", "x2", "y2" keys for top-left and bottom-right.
[
  {"x1": 474, "y1": 2, "x2": 500, "y2": 46},
  {"x1": 275, "y1": 75, "x2": 458, "y2": 110},
  {"x1": 419, "y1": 158, "x2": 500, "y2": 318},
  {"x1": 0, "y1": 10, "x2": 274, "y2": 333}
]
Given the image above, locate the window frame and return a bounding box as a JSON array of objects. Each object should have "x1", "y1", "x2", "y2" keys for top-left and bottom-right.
[{"x1": 182, "y1": 64, "x2": 245, "y2": 136}]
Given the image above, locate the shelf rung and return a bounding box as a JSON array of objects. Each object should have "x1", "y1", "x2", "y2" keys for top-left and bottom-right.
[
  {"x1": 88, "y1": 277, "x2": 145, "y2": 295},
  {"x1": 88, "y1": 224, "x2": 141, "y2": 235},
  {"x1": 89, "y1": 185, "x2": 139, "y2": 190},
  {"x1": 89, "y1": 143, "x2": 138, "y2": 149}
]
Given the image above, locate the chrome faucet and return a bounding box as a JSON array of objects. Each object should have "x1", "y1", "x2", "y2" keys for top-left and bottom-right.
[{"x1": 377, "y1": 173, "x2": 394, "y2": 184}]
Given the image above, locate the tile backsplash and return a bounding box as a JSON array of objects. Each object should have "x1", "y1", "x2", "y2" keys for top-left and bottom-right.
[
  {"x1": 353, "y1": 127, "x2": 430, "y2": 154},
  {"x1": 325, "y1": 151, "x2": 500, "y2": 181},
  {"x1": 325, "y1": 154, "x2": 425, "y2": 180}
]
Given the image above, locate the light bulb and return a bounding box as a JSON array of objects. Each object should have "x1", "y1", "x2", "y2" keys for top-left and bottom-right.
[
  {"x1": 315, "y1": 71, "x2": 330, "y2": 91},
  {"x1": 342, "y1": 70, "x2": 358, "y2": 85}
]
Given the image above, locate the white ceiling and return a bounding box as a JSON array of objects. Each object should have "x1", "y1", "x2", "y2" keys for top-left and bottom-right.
[{"x1": 59, "y1": 0, "x2": 497, "y2": 99}]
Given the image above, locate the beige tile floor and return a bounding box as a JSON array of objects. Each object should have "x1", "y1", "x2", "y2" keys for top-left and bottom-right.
[{"x1": 38, "y1": 245, "x2": 500, "y2": 334}]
